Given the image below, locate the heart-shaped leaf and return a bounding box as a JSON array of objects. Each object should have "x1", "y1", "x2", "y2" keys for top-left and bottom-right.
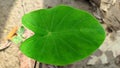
[{"x1": 20, "y1": 5, "x2": 106, "y2": 66}]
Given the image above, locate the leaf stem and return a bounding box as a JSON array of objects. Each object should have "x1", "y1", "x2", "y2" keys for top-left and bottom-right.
[
  {"x1": 39, "y1": 63, "x2": 42, "y2": 68},
  {"x1": 34, "y1": 61, "x2": 37, "y2": 68}
]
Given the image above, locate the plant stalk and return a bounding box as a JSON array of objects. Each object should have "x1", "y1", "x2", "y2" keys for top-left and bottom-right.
[{"x1": 34, "y1": 61, "x2": 37, "y2": 68}]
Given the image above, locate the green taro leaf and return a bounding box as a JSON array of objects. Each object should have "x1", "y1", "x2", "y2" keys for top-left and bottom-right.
[{"x1": 20, "y1": 5, "x2": 106, "y2": 66}]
